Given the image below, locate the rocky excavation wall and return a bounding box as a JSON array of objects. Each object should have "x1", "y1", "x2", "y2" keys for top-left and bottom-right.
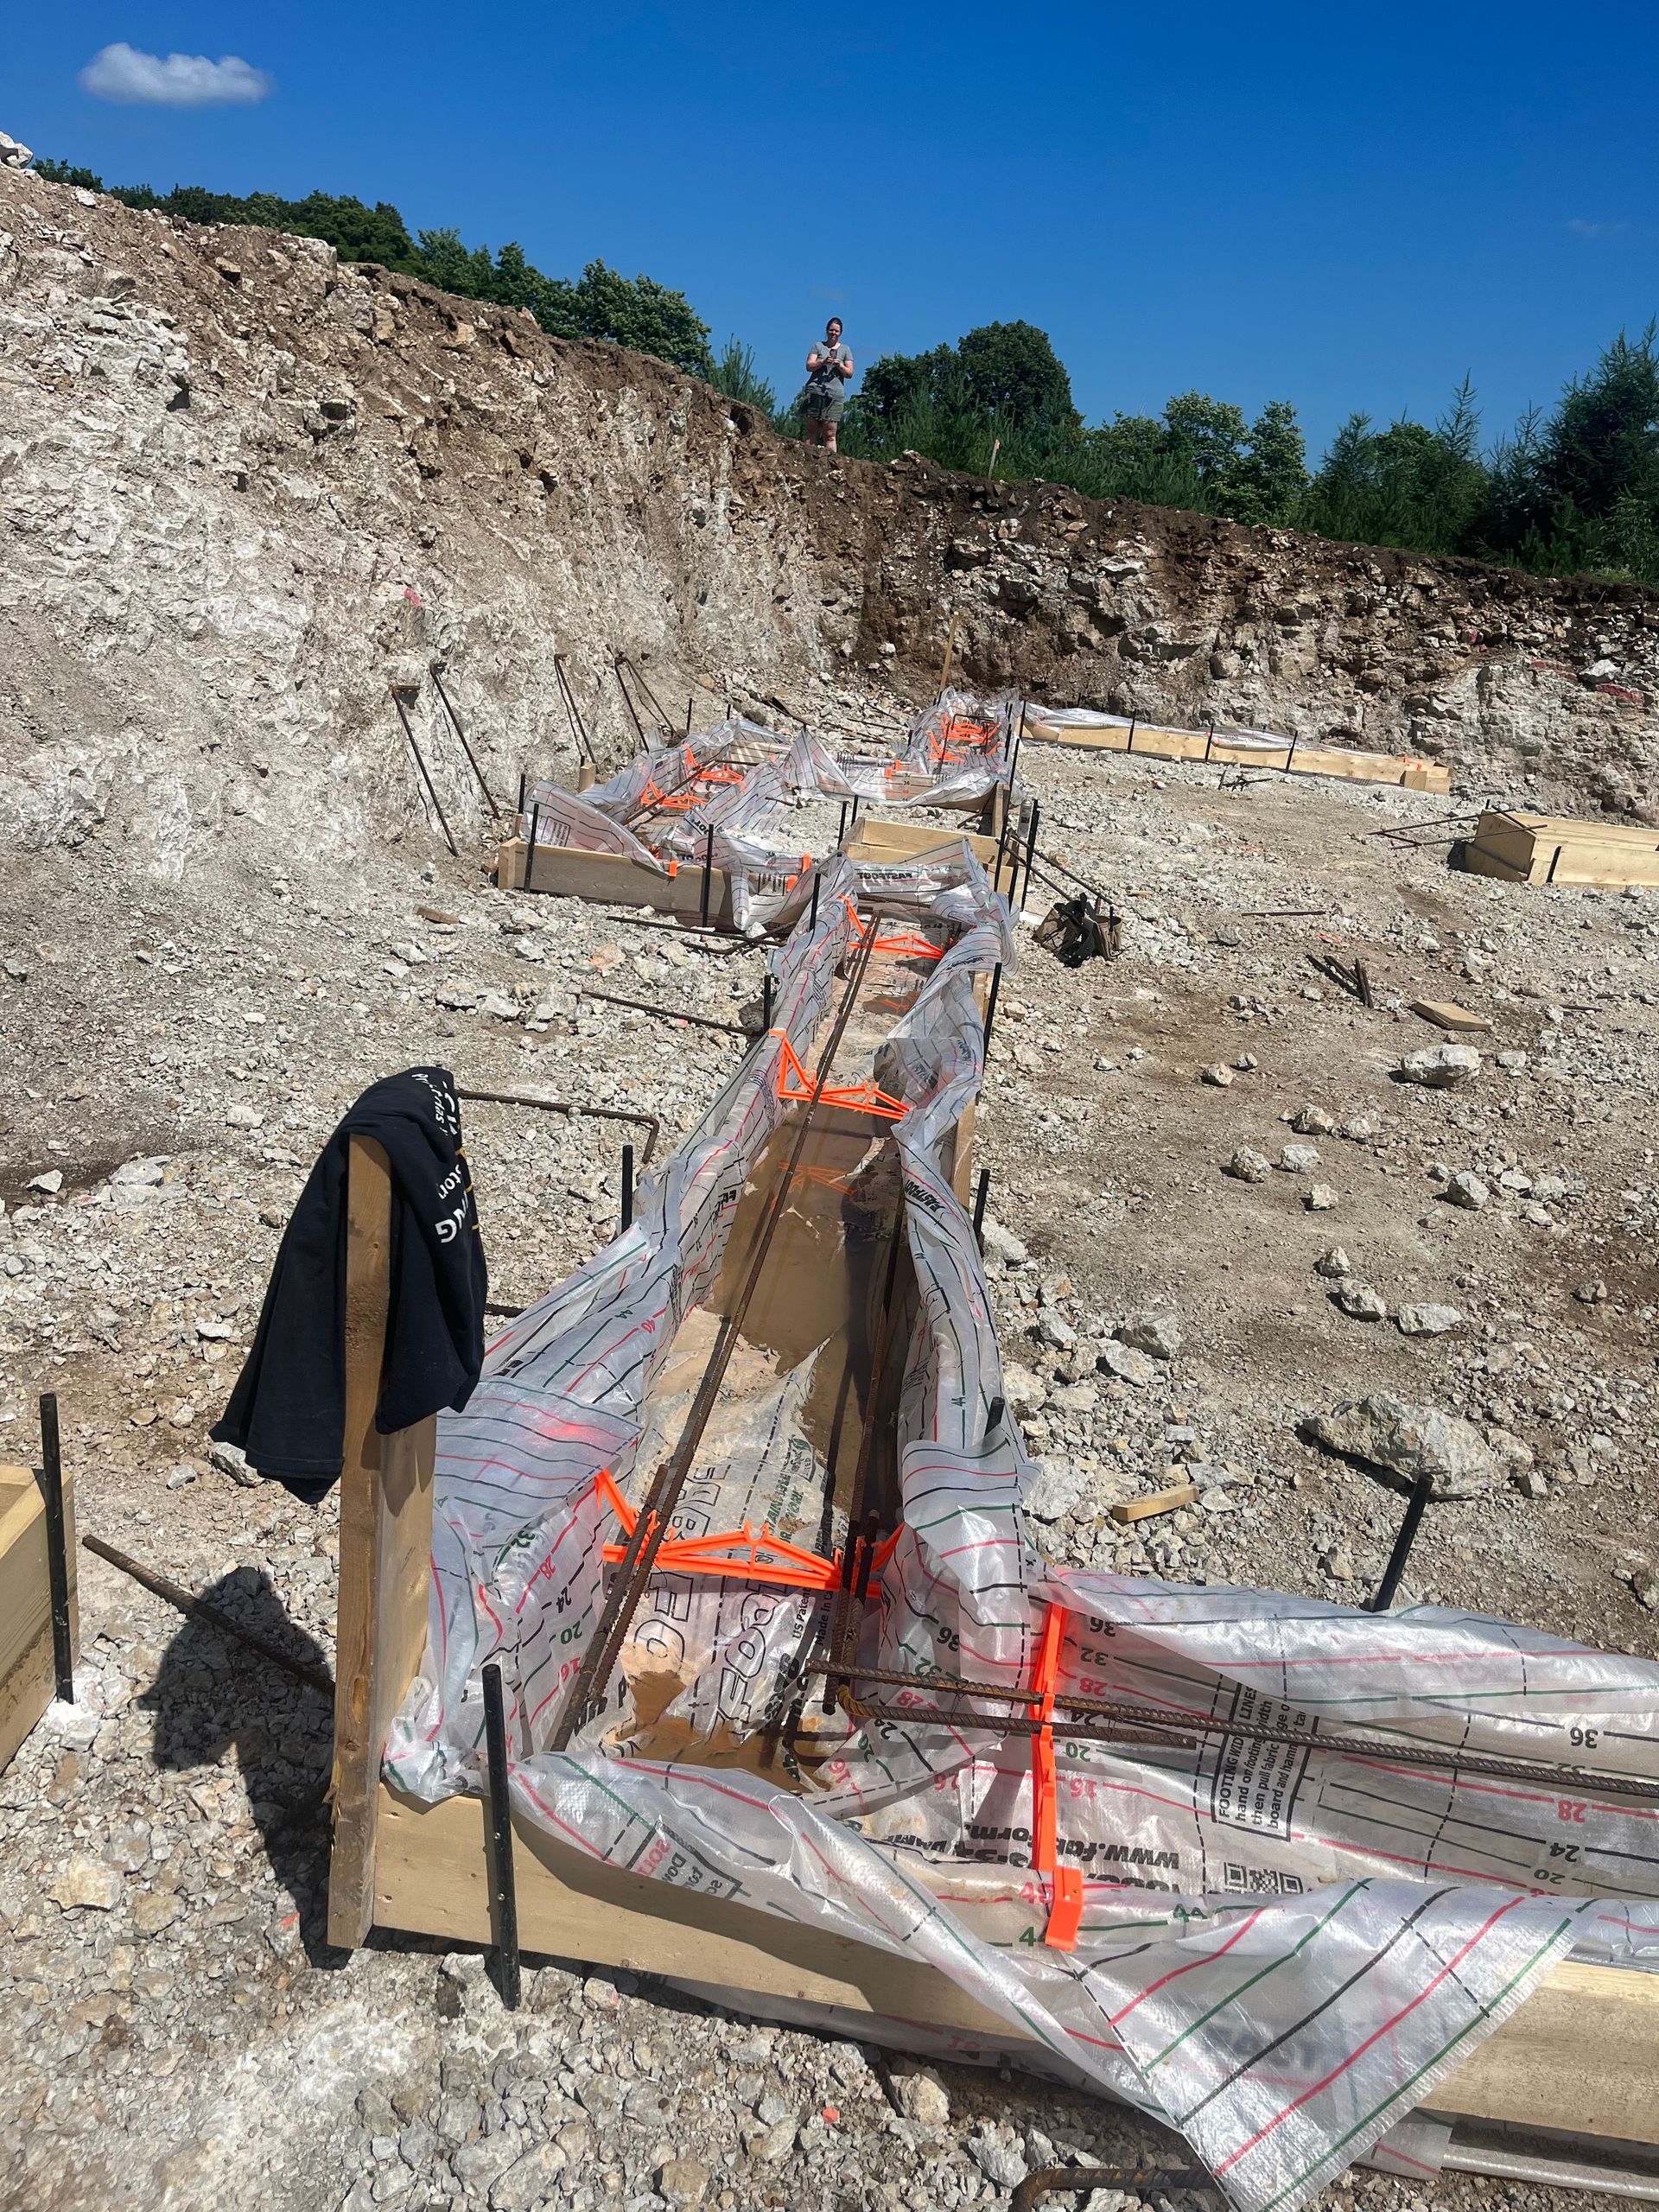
[{"x1": 3, "y1": 162, "x2": 1658, "y2": 887}]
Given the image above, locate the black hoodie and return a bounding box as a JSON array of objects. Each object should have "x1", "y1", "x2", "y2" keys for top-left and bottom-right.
[{"x1": 212, "y1": 1067, "x2": 487, "y2": 1502}]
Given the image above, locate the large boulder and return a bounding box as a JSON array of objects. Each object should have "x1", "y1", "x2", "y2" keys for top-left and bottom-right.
[{"x1": 1304, "y1": 1393, "x2": 1496, "y2": 1497}]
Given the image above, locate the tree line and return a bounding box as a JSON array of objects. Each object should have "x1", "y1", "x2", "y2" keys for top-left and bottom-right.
[{"x1": 35, "y1": 156, "x2": 1659, "y2": 589}]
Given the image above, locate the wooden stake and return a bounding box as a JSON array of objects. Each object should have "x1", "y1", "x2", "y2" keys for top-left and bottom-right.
[
  {"x1": 327, "y1": 1136, "x2": 438, "y2": 1950},
  {"x1": 938, "y1": 610, "x2": 958, "y2": 696}
]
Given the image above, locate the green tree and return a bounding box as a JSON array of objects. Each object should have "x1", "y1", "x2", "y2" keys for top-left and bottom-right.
[
  {"x1": 1219, "y1": 399, "x2": 1309, "y2": 524},
  {"x1": 1160, "y1": 391, "x2": 1249, "y2": 487},
  {"x1": 955, "y1": 321, "x2": 1080, "y2": 435},
  {"x1": 708, "y1": 338, "x2": 778, "y2": 414}
]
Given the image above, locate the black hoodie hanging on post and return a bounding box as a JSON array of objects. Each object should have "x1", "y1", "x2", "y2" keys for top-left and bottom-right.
[{"x1": 212, "y1": 1067, "x2": 488, "y2": 1503}]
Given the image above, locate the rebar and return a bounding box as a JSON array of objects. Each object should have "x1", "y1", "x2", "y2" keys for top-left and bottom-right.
[
  {"x1": 428, "y1": 661, "x2": 505, "y2": 826},
  {"x1": 815, "y1": 1659, "x2": 1659, "y2": 1801},
  {"x1": 83, "y1": 1534, "x2": 334, "y2": 1696},
  {"x1": 455, "y1": 1087, "x2": 661, "y2": 1166},
  {"x1": 390, "y1": 686, "x2": 460, "y2": 856},
  {"x1": 553, "y1": 652, "x2": 600, "y2": 767},
  {"x1": 549, "y1": 928, "x2": 879, "y2": 1750},
  {"x1": 38, "y1": 1394, "x2": 74, "y2": 1701}
]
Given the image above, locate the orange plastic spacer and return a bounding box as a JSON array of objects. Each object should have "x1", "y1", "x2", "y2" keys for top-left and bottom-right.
[
  {"x1": 773, "y1": 1035, "x2": 908, "y2": 1122},
  {"x1": 1030, "y1": 1599, "x2": 1084, "y2": 1950},
  {"x1": 589, "y1": 1471, "x2": 843, "y2": 1592}
]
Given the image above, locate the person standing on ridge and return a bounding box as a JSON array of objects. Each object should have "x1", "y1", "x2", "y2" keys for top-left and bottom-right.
[{"x1": 802, "y1": 317, "x2": 853, "y2": 450}]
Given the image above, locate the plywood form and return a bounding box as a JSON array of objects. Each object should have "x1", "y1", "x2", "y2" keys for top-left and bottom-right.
[
  {"x1": 1021, "y1": 715, "x2": 1452, "y2": 794},
  {"x1": 497, "y1": 836, "x2": 738, "y2": 922},
  {"x1": 0, "y1": 1460, "x2": 76, "y2": 1772},
  {"x1": 1464, "y1": 810, "x2": 1659, "y2": 889},
  {"x1": 842, "y1": 817, "x2": 1001, "y2": 869}
]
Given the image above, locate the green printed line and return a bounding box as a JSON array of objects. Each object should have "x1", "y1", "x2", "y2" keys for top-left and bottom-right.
[
  {"x1": 1254, "y1": 1916, "x2": 1573, "y2": 2212},
  {"x1": 1144, "y1": 1880, "x2": 1371, "y2": 2072}
]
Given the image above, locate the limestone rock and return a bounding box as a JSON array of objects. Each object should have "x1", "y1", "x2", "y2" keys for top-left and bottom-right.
[
  {"x1": 50, "y1": 1856, "x2": 122, "y2": 1910},
  {"x1": 1024, "y1": 1458, "x2": 1087, "y2": 1521},
  {"x1": 1099, "y1": 1341, "x2": 1155, "y2": 1387},
  {"x1": 1397, "y1": 1303, "x2": 1461, "y2": 1336},
  {"x1": 1305, "y1": 1394, "x2": 1497, "y2": 1497},
  {"x1": 1400, "y1": 1042, "x2": 1482, "y2": 1088},
  {"x1": 1118, "y1": 1313, "x2": 1181, "y2": 1361},
  {"x1": 1227, "y1": 1146, "x2": 1270, "y2": 1183}
]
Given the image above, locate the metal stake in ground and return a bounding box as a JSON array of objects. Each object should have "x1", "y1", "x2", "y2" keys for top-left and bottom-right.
[
  {"x1": 700, "y1": 825, "x2": 715, "y2": 927},
  {"x1": 971, "y1": 1168, "x2": 991, "y2": 1254},
  {"x1": 620, "y1": 1144, "x2": 634, "y2": 1231},
  {"x1": 428, "y1": 661, "x2": 505, "y2": 828},
  {"x1": 982, "y1": 962, "x2": 1004, "y2": 1052},
  {"x1": 37, "y1": 1393, "x2": 73, "y2": 1702},
  {"x1": 1369, "y1": 1472, "x2": 1434, "y2": 1612},
  {"x1": 1020, "y1": 798, "x2": 1042, "y2": 909},
  {"x1": 389, "y1": 686, "x2": 460, "y2": 857},
  {"x1": 552, "y1": 652, "x2": 600, "y2": 769},
  {"x1": 480, "y1": 1662, "x2": 522, "y2": 2010}
]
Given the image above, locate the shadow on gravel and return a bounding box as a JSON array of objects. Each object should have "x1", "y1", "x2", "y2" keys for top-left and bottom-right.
[{"x1": 141, "y1": 1570, "x2": 341, "y2": 1967}]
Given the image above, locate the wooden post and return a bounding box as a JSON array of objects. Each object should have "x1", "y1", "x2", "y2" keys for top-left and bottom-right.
[
  {"x1": 327, "y1": 1136, "x2": 438, "y2": 1949},
  {"x1": 938, "y1": 610, "x2": 958, "y2": 696}
]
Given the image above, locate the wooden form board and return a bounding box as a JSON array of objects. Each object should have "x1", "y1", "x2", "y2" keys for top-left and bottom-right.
[
  {"x1": 1463, "y1": 809, "x2": 1659, "y2": 889},
  {"x1": 324, "y1": 978, "x2": 1656, "y2": 2151},
  {"x1": 842, "y1": 817, "x2": 1001, "y2": 869},
  {"x1": 369, "y1": 1783, "x2": 1659, "y2": 2139},
  {"x1": 1021, "y1": 715, "x2": 1452, "y2": 795},
  {"x1": 0, "y1": 1461, "x2": 76, "y2": 1773},
  {"x1": 497, "y1": 836, "x2": 737, "y2": 923}
]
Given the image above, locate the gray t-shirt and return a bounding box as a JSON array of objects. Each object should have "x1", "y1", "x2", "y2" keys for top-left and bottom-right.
[{"x1": 805, "y1": 340, "x2": 849, "y2": 398}]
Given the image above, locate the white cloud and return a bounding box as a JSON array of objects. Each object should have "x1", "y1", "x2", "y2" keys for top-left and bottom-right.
[
  {"x1": 1567, "y1": 219, "x2": 1630, "y2": 240},
  {"x1": 79, "y1": 42, "x2": 274, "y2": 108}
]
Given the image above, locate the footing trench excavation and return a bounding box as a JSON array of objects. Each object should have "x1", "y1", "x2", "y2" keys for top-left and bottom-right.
[{"x1": 333, "y1": 739, "x2": 1659, "y2": 2212}]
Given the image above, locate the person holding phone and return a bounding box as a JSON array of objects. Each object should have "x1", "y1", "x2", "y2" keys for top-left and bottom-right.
[{"x1": 802, "y1": 317, "x2": 853, "y2": 450}]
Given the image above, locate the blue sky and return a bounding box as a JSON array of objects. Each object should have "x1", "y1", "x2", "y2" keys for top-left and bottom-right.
[{"x1": 4, "y1": 3, "x2": 1656, "y2": 455}]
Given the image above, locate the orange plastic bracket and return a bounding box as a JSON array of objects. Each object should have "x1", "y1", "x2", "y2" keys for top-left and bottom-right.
[
  {"x1": 837, "y1": 896, "x2": 945, "y2": 964},
  {"x1": 1031, "y1": 1600, "x2": 1084, "y2": 1950},
  {"x1": 772, "y1": 1033, "x2": 909, "y2": 1122},
  {"x1": 588, "y1": 1469, "x2": 842, "y2": 1591}
]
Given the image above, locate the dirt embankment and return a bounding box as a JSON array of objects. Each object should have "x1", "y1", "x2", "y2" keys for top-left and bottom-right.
[{"x1": 3, "y1": 162, "x2": 1658, "y2": 900}]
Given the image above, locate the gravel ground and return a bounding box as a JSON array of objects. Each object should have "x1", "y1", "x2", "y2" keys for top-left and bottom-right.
[{"x1": 2, "y1": 724, "x2": 1654, "y2": 2211}]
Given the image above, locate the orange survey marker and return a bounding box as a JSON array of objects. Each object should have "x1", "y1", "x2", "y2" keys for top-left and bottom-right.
[
  {"x1": 1030, "y1": 1600, "x2": 1085, "y2": 1949},
  {"x1": 591, "y1": 1469, "x2": 842, "y2": 1592},
  {"x1": 772, "y1": 1033, "x2": 909, "y2": 1122}
]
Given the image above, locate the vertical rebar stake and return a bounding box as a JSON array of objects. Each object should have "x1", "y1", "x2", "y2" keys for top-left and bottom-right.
[
  {"x1": 982, "y1": 963, "x2": 1004, "y2": 1052},
  {"x1": 837, "y1": 802, "x2": 849, "y2": 847},
  {"x1": 38, "y1": 1393, "x2": 73, "y2": 1703},
  {"x1": 808, "y1": 874, "x2": 821, "y2": 934},
  {"x1": 761, "y1": 974, "x2": 774, "y2": 1031},
  {"x1": 620, "y1": 1144, "x2": 635, "y2": 1232},
  {"x1": 517, "y1": 770, "x2": 527, "y2": 818},
  {"x1": 971, "y1": 1168, "x2": 991, "y2": 1253},
  {"x1": 699, "y1": 825, "x2": 715, "y2": 928},
  {"x1": 1020, "y1": 800, "x2": 1042, "y2": 909},
  {"x1": 1368, "y1": 1474, "x2": 1433, "y2": 1613},
  {"x1": 480, "y1": 1662, "x2": 521, "y2": 2010}
]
